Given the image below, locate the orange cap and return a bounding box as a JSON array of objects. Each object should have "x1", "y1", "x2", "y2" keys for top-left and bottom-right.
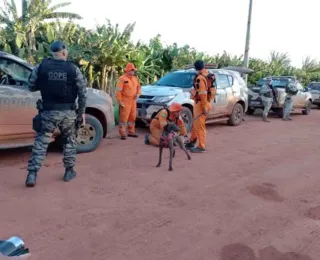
[
  {"x1": 169, "y1": 103, "x2": 183, "y2": 112},
  {"x1": 125, "y1": 63, "x2": 136, "y2": 72}
]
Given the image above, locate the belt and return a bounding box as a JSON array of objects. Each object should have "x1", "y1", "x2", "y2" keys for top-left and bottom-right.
[{"x1": 42, "y1": 103, "x2": 76, "y2": 111}]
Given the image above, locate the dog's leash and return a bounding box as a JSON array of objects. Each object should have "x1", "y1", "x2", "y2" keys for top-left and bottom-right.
[{"x1": 192, "y1": 112, "x2": 205, "y2": 122}]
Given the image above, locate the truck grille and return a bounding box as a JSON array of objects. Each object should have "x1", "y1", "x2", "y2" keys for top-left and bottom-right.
[
  {"x1": 137, "y1": 103, "x2": 150, "y2": 109},
  {"x1": 139, "y1": 95, "x2": 154, "y2": 99}
]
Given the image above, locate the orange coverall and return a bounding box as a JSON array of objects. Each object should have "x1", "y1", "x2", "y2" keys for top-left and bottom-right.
[
  {"x1": 116, "y1": 74, "x2": 141, "y2": 137},
  {"x1": 192, "y1": 69, "x2": 211, "y2": 149},
  {"x1": 148, "y1": 109, "x2": 187, "y2": 146}
]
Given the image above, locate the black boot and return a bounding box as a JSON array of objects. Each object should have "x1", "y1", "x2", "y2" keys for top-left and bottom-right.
[
  {"x1": 185, "y1": 141, "x2": 196, "y2": 149},
  {"x1": 25, "y1": 171, "x2": 37, "y2": 187},
  {"x1": 63, "y1": 167, "x2": 77, "y2": 182}
]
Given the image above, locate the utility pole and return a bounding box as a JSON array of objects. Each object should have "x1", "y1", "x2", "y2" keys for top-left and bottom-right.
[{"x1": 243, "y1": 0, "x2": 253, "y2": 83}]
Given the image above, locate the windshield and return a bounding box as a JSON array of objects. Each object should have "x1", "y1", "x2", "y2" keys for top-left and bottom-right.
[
  {"x1": 257, "y1": 78, "x2": 289, "y2": 88},
  {"x1": 153, "y1": 72, "x2": 195, "y2": 88},
  {"x1": 308, "y1": 82, "x2": 320, "y2": 90},
  {"x1": 0, "y1": 59, "x2": 31, "y2": 81}
]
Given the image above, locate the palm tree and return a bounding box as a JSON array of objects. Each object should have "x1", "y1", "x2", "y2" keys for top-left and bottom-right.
[{"x1": 0, "y1": 0, "x2": 82, "y2": 63}]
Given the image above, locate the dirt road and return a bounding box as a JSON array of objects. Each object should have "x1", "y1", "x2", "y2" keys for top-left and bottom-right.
[{"x1": 1, "y1": 110, "x2": 320, "y2": 260}]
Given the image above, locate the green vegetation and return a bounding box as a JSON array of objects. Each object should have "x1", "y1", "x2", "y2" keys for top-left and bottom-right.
[{"x1": 1, "y1": 0, "x2": 320, "y2": 99}]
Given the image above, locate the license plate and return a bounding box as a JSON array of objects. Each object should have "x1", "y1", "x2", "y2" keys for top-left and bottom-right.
[{"x1": 250, "y1": 101, "x2": 261, "y2": 105}]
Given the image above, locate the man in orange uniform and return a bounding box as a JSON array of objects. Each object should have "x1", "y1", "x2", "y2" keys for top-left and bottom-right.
[
  {"x1": 185, "y1": 85, "x2": 198, "y2": 149},
  {"x1": 144, "y1": 103, "x2": 188, "y2": 146},
  {"x1": 116, "y1": 63, "x2": 141, "y2": 140},
  {"x1": 187, "y1": 60, "x2": 211, "y2": 153}
]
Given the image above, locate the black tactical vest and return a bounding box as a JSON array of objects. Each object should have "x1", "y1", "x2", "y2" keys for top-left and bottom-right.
[{"x1": 36, "y1": 58, "x2": 77, "y2": 110}]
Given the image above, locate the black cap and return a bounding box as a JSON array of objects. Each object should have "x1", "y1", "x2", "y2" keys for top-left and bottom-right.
[
  {"x1": 50, "y1": 40, "x2": 67, "y2": 52},
  {"x1": 194, "y1": 60, "x2": 204, "y2": 71}
]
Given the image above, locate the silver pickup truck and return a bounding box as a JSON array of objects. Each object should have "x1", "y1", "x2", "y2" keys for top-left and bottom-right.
[
  {"x1": 0, "y1": 51, "x2": 114, "y2": 153},
  {"x1": 136, "y1": 65, "x2": 251, "y2": 131},
  {"x1": 247, "y1": 76, "x2": 313, "y2": 117}
]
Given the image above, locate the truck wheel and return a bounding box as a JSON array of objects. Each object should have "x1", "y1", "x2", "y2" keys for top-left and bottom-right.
[
  {"x1": 75, "y1": 114, "x2": 103, "y2": 153},
  {"x1": 302, "y1": 100, "x2": 312, "y2": 115},
  {"x1": 274, "y1": 108, "x2": 283, "y2": 118},
  {"x1": 180, "y1": 106, "x2": 193, "y2": 132},
  {"x1": 246, "y1": 107, "x2": 255, "y2": 115},
  {"x1": 228, "y1": 103, "x2": 244, "y2": 126}
]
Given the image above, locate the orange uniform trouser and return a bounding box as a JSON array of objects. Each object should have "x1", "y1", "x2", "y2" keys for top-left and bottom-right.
[
  {"x1": 119, "y1": 97, "x2": 137, "y2": 136},
  {"x1": 193, "y1": 103, "x2": 208, "y2": 149},
  {"x1": 190, "y1": 126, "x2": 197, "y2": 143},
  {"x1": 148, "y1": 119, "x2": 162, "y2": 146}
]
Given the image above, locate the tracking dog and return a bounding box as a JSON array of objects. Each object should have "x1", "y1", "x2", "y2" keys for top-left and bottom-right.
[{"x1": 156, "y1": 122, "x2": 191, "y2": 171}]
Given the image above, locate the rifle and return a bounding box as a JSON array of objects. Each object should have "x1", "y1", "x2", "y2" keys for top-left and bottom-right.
[{"x1": 270, "y1": 85, "x2": 278, "y2": 103}]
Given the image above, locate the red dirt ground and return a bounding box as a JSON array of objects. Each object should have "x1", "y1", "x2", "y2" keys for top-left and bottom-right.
[{"x1": 1, "y1": 110, "x2": 320, "y2": 260}]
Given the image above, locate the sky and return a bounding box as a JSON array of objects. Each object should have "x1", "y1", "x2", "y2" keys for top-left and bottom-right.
[{"x1": 5, "y1": 0, "x2": 320, "y2": 68}]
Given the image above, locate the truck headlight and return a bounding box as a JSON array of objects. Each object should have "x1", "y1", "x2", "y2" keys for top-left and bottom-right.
[{"x1": 153, "y1": 95, "x2": 176, "y2": 103}]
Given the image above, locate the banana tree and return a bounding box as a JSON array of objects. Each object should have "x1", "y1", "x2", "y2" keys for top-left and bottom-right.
[{"x1": 0, "y1": 0, "x2": 81, "y2": 63}]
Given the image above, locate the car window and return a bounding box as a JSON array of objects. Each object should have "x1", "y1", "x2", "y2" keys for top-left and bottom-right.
[
  {"x1": 0, "y1": 58, "x2": 31, "y2": 82},
  {"x1": 308, "y1": 83, "x2": 320, "y2": 90},
  {"x1": 216, "y1": 74, "x2": 230, "y2": 88},
  {"x1": 258, "y1": 78, "x2": 288, "y2": 88},
  {"x1": 153, "y1": 72, "x2": 195, "y2": 88},
  {"x1": 227, "y1": 75, "x2": 234, "y2": 86}
]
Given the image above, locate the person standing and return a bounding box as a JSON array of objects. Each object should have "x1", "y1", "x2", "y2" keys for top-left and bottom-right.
[
  {"x1": 25, "y1": 40, "x2": 87, "y2": 187},
  {"x1": 283, "y1": 79, "x2": 298, "y2": 121},
  {"x1": 116, "y1": 63, "x2": 141, "y2": 140},
  {"x1": 188, "y1": 60, "x2": 211, "y2": 153},
  {"x1": 259, "y1": 77, "x2": 274, "y2": 122}
]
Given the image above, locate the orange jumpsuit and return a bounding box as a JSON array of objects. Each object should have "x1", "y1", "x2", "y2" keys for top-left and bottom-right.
[
  {"x1": 116, "y1": 74, "x2": 141, "y2": 136},
  {"x1": 148, "y1": 109, "x2": 187, "y2": 146},
  {"x1": 193, "y1": 69, "x2": 211, "y2": 149},
  {"x1": 189, "y1": 88, "x2": 197, "y2": 143}
]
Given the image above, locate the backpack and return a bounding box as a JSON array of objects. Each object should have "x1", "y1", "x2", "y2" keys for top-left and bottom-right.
[
  {"x1": 285, "y1": 82, "x2": 298, "y2": 95},
  {"x1": 193, "y1": 73, "x2": 217, "y2": 102}
]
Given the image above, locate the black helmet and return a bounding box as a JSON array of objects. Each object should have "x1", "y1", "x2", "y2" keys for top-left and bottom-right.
[
  {"x1": 50, "y1": 40, "x2": 67, "y2": 52},
  {"x1": 194, "y1": 60, "x2": 204, "y2": 71}
]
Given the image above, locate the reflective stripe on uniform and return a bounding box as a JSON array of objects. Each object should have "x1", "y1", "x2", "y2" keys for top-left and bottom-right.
[
  {"x1": 116, "y1": 87, "x2": 122, "y2": 91},
  {"x1": 119, "y1": 121, "x2": 127, "y2": 126},
  {"x1": 198, "y1": 91, "x2": 207, "y2": 95},
  {"x1": 127, "y1": 121, "x2": 135, "y2": 126}
]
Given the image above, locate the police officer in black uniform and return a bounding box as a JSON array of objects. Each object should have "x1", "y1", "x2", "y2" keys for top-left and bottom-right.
[{"x1": 25, "y1": 40, "x2": 87, "y2": 187}]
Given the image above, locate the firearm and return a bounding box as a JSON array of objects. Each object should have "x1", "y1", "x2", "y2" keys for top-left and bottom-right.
[
  {"x1": 270, "y1": 85, "x2": 278, "y2": 103},
  {"x1": 75, "y1": 111, "x2": 84, "y2": 136},
  {"x1": 32, "y1": 99, "x2": 43, "y2": 132}
]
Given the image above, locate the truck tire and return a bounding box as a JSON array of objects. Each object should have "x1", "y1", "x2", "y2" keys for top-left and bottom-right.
[
  {"x1": 246, "y1": 107, "x2": 255, "y2": 115},
  {"x1": 75, "y1": 114, "x2": 104, "y2": 153},
  {"x1": 228, "y1": 103, "x2": 244, "y2": 126},
  {"x1": 274, "y1": 108, "x2": 283, "y2": 118},
  {"x1": 302, "y1": 100, "x2": 312, "y2": 115}
]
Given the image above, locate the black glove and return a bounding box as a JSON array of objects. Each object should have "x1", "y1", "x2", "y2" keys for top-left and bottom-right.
[{"x1": 75, "y1": 114, "x2": 83, "y2": 129}]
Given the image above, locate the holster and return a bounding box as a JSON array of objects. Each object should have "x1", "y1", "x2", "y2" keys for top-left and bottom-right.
[
  {"x1": 32, "y1": 114, "x2": 42, "y2": 132},
  {"x1": 32, "y1": 99, "x2": 43, "y2": 132}
]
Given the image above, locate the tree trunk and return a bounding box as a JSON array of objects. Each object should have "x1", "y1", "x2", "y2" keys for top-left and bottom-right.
[
  {"x1": 100, "y1": 65, "x2": 107, "y2": 92},
  {"x1": 88, "y1": 64, "x2": 93, "y2": 88}
]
